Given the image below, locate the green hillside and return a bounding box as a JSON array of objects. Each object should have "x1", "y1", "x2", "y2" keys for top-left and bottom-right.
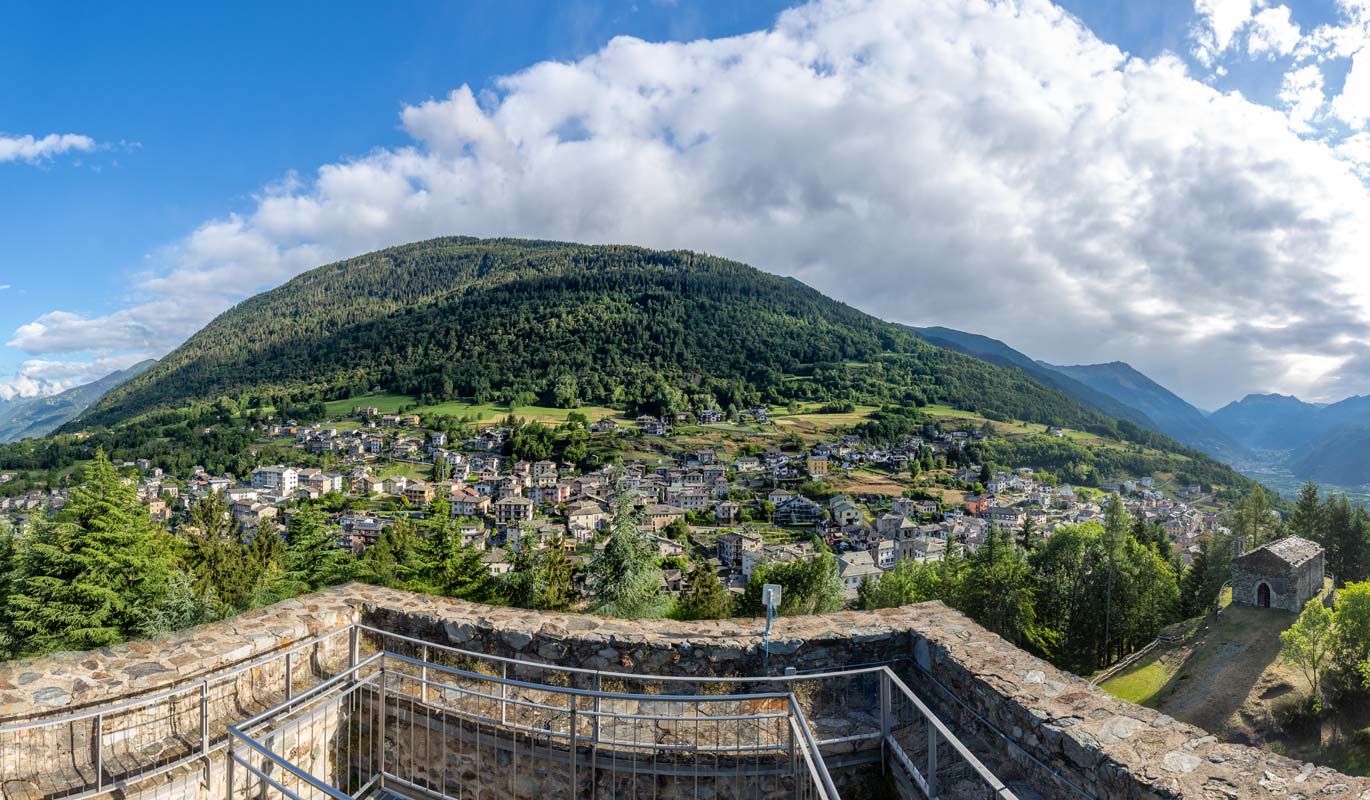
[
  {"x1": 18, "y1": 236, "x2": 1252, "y2": 493},
  {"x1": 78, "y1": 238, "x2": 1141, "y2": 435}
]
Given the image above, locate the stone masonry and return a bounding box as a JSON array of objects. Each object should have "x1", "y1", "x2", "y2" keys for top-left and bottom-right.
[{"x1": 2, "y1": 583, "x2": 1369, "y2": 799}]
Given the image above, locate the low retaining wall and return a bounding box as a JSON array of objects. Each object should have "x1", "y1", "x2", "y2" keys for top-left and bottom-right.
[{"x1": 2, "y1": 584, "x2": 1367, "y2": 799}]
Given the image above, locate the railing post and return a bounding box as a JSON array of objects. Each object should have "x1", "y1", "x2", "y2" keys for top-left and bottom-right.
[
  {"x1": 787, "y1": 714, "x2": 796, "y2": 779},
  {"x1": 568, "y1": 695, "x2": 578, "y2": 795},
  {"x1": 349, "y1": 625, "x2": 360, "y2": 672},
  {"x1": 591, "y1": 672, "x2": 601, "y2": 784},
  {"x1": 94, "y1": 713, "x2": 104, "y2": 792},
  {"x1": 200, "y1": 680, "x2": 210, "y2": 758},
  {"x1": 927, "y1": 716, "x2": 938, "y2": 800},
  {"x1": 421, "y1": 644, "x2": 430, "y2": 703},
  {"x1": 378, "y1": 652, "x2": 387, "y2": 788},
  {"x1": 285, "y1": 651, "x2": 294, "y2": 700},
  {"x1": 879, "y1": 670, "x2": 891, "y2": 776},
  {"x1": 501, "y1": 662, "x2": 508, "y2": 726}
]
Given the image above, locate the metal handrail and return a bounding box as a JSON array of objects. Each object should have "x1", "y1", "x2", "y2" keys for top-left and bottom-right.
[
  {"x1": 884, "y1": 669, "x2": 1016, "y2": 799},
  {"x1": 379, "y1": 649, "x2": 795, "y2": 703},
  {"x1": 229, "y1": 753, "x2": 311, "y2": 800},
  {"x1": 359, "y1": 623, "x2": 895, "y2": 684},
  {"x1": 233, "y1": 652, "x2": 382, "y2": 733},
  {"x1": 10, "y1": 620, "x2": 1012, "y2": 800},
  {"x1": 232, "y1": 654, "x2": 834, "y2": 799},
  {"x1": 788, "y1": 694, "x2": 841, "y2": 799},
  {"x1": 227, "y1": 724, "x2": 354, "y2": 800},
  {"x1": 0, "y1": 625, "x2": 356, "y2": 800}
]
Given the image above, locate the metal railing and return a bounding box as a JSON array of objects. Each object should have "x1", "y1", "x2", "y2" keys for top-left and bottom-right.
[
  {"x1": 0, "y1": 625, "x2": 356, "y2": 800},
  {"x1": 4, "y1": 620, "x2": 1016, "y2": 800},
  {"x1": 356, "y1": 623, "x2": 1018, "y2": 796},
  {"x1": 228, "y1": 651, "x2": 839, "y2": 800}
]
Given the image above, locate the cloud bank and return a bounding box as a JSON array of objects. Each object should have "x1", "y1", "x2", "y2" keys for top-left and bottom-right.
[
  {"x1": 0, "y1": 355, "x2": 148, "y2": 402},
  {"x1": 0, "y1": 133, "x2": 98, "y2": 164},
  {"x1": 10, "y1": 0, "x2": 1370, "y2": 408}
]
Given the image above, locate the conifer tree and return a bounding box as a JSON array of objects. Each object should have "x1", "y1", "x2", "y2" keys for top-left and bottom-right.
[
  {"x1": 588, "y1": 492, "x2": 665, "y2": 617},
  {"x1": 501, "y1": 543, "x2": 538, "y2": 608},
  {"x1": 1019, "y1": 513, "x2": 1037, "y2": 552},
  {"x1": 534, "y1": 538, "x2": 575, "y2": 611},
  {"x1": 678, "y1": 559, "x2": 733, "y2": 620},
  {"x1": 956, "y1": 528, "x2": 1052, "y2": 654},
  {"x1": 182, "y1": 493, "x2": 260, "y2": 612},
  {"x1": 7, "y1": 451, "x2": 174, "y2": 654},
  {"x1": 355, "y1": 518, "x2": 425, "y2": 589},
  {"x1": 280, "y1": 505, "x2": 350, "y2": 595},
  {"x1": 415, "y1": 515, "x2": 500, "y2": 603},
  {"x1": 1290, "y1": 481, "x2": 1326, "y2": 544}
]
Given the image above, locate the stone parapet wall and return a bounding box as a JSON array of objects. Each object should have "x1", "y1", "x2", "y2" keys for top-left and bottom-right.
[
  {"x1": 3, "y1": 584, "x2": 1369, "y2": 799},
  {"x1": 904, "y1": 601, "x2": 1370, "y2": 799},
  {"x1": 0, "y1": 591, "x2": 358, "y2": 720}
]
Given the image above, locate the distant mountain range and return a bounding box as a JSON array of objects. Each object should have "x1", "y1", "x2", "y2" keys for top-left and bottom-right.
[
  {"x1": 909, "y1": 327, "x2": 1245, "y2": 461},
  {"x1": 913, "y1": 325, "x2": 1370, "y2": 488},
  {"x1": 1211, "y1": 394, "x2": 1370, "y2": 485},
  {"x1": 1040, "y1": 362, "x2": 1246, "y2": 461},
  {"x1": 0, "y1": 360, "x2": 156, "y2": 444}
]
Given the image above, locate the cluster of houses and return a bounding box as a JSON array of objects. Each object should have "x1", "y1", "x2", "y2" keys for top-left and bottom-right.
[{"x1": 0, "y1": 408, "x2": 1229, "y2": 604}]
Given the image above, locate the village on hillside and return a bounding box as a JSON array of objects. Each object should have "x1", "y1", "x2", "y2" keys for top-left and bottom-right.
[{"x1": 0, "y1": 403, "x2": 1229, "y2": 603}]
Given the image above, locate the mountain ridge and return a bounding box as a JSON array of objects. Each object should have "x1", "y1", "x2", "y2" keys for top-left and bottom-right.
[
  {"x1": 907, "y1": 326, "x2": 1243, "y2": 460},
  {"x1": 0, "y1": 360, "x2": 156, "y2": 444},
  {"x1": 79, "y1": 238, "x2": 1139, "y2": 437},
  {"x1": 1039, "y1": 360, "x2": 1245, "y2": 461}
]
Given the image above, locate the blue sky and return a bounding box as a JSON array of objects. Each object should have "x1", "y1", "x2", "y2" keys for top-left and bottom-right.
[
  {"x1": 6, "y1": 0, "x2": 1370, "y2": 408},
  {"x1": 0, "y1": 1, "x2": 788, "y2": 380}
]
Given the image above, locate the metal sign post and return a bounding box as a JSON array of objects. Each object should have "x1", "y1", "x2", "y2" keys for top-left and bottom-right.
[{"x1": 762, "y1": 583, "x2": 781, "y2": 675}]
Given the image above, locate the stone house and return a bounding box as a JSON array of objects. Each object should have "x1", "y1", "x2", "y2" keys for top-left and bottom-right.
[{"x1": 1231, "y1": 535, "x2": 1324, "y2": 612}]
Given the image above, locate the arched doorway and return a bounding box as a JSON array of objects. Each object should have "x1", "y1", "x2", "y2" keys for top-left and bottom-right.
[{"x1": 1257, "y1": 582, "x2": 1271, "y2": 608}]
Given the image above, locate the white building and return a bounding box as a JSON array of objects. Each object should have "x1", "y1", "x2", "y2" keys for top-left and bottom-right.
[{"x1": 251, "y1": 466, "x2": 299, "y2": 495}]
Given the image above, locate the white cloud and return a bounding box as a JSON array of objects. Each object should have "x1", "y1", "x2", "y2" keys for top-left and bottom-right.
[
  {"x1": 1247, "y1": 5, "x2": 1301, "y2": 57},
  {"x1": 0, "y1": 355, "x2": 148, "y2": 401},
  {"x1": 1191, "y1": 0, "x2": 1256, "y2": 64},
  {"x1": 0, "y1": 133, "x2": 98, "y2": 164},
  {"x1": 1337, "y1": 130, "x2": 1370, "y2": 176},
  {"x1": 0, "y1": 285, "x2": 9, "y2": 291},
  {"x1": 13, "y1": 0, "x2": 1370, "y2": 407},
  {"x1": 1334, "y1": 47, "x2": 1370, "y2": 127},
  {"x1": 1280, "y1": 63, "x2": 1325, "y2": 131}
]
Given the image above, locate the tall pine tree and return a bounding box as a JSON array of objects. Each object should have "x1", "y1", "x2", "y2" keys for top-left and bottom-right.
[
  {"x1": 587, "y1": 491, "x2": 665, "y2": 618},
  {"x1": 677, "y1": 560, "x2": 733, "y2": 620},
  {"x1": 7, "y1": 452, "x2": 174, "y2": 655},
  {"x1": 280, "y1": 505, "x2": 350, "y2": 595}
]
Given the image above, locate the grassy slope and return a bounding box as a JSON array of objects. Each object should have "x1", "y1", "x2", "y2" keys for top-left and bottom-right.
[{"x1": 1100, "y1": 584, "x2": 1344, "y2": 765}]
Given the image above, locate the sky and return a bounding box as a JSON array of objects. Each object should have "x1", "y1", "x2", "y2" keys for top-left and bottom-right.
[{"x1": 5, "y1": 0, "x2": 1370, "y2": 411}]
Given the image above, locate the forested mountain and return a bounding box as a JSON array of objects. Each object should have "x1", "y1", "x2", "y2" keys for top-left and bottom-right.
[
  {"x1": 35, "y1": 236, "x2": 1257, "y2": 493},
  {"x1": 908, "y1": 326, "x2": 1156, "y2": 428},
  {"x1": 908, "y1": 326, "x2": 1243, "y2": 461},
  {"x1": 1210, "y1": 394, "x2": 1327, "y2": 451},
  {"x1": 79, "y1": 239, "x2": 1159, "y2": 439},
  {"x1": 0, "y1": 360, "x2": 155, "y2": 444},
  {"x1": 1290, "y1": 426, "x2": 1370, "y2": 484},
  {"x1": 1040, "y1": 362, "x2": 1245, "y2": 461}
]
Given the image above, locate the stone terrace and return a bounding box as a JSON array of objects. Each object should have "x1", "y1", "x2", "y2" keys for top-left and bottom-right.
[{"x1": 1, "y1": 584, "x2": 1367, "y2": 799}]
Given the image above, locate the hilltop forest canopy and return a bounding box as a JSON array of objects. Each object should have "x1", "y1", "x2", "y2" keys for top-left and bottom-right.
[
  {"x1": 81, "y1": 238, "x2": 1165, "y2": 435},
  {"x1": 0, "y1": 236, "x2": 1246, "y2": 492}
]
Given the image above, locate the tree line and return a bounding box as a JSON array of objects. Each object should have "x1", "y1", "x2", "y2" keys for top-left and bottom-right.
[
  {"x1": 858, "y1": 496, "x2": 1181, "y2": 674},
  {"x1": 0, "y1": 452, "x2": 842, "y2": 658}
]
